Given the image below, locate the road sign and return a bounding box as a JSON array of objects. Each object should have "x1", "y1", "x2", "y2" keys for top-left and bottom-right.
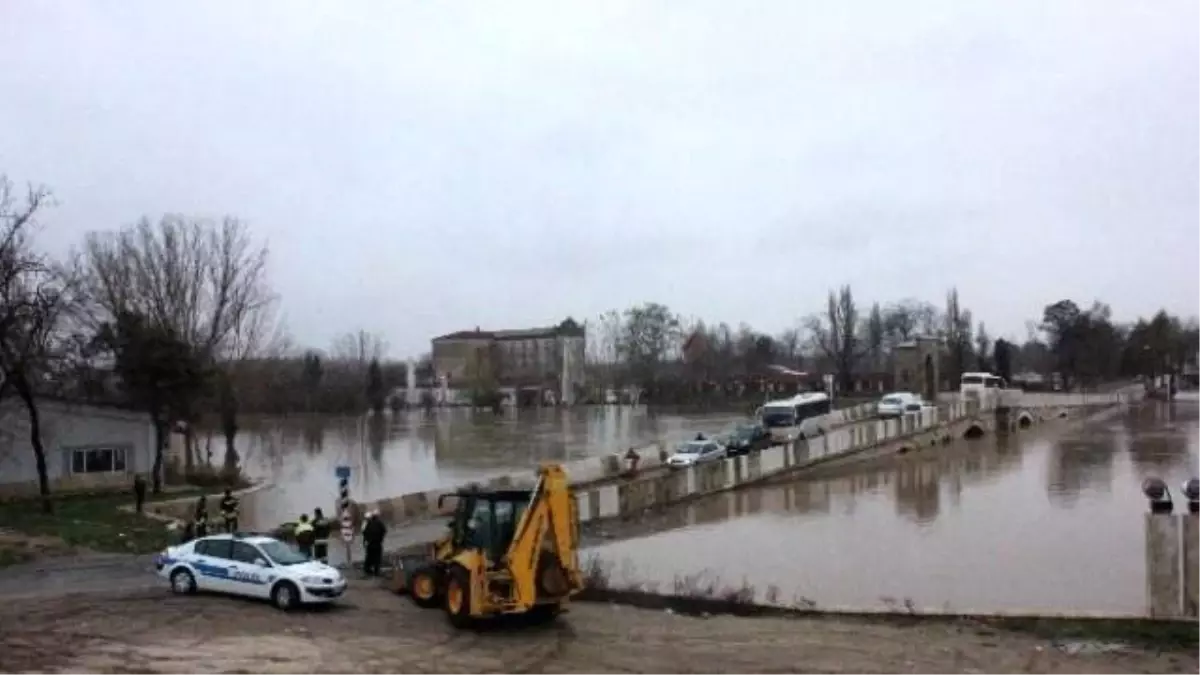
[{"x1": 335, "y1": 465, "x2": 351, "y2": 480}]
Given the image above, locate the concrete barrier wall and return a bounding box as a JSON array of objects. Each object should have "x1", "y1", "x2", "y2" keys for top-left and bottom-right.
[
  {"x1": 574, "y1": 397, "x2": 997, "y2": 524},
  {"x1": 1145, "y1": 513, "x2": 1200, "y2": 620}
]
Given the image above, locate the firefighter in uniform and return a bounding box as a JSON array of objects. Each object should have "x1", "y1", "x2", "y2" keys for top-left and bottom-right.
[
  {"x1": 293, "y1": 514, "x2": 315, "y2": 558},
  {"x1": 311, "y1": 508, "x2": 331, "y2": 563},
  {"x1": 219, "y1": 488, "x2": 240, "y2": 533}
]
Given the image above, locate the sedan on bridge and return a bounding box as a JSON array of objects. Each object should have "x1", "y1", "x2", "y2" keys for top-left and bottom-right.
[
  {"x1": 721, "y1": 423, "x2": 773, "y2": 456},
  {"x1": 667, "y1": 439, "x2": 727, "y2": 468}
]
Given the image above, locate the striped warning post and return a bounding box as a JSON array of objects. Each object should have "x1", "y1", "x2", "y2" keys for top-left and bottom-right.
[{"x1": 339, "y1": 475, "x2": 353, "y2": 542}]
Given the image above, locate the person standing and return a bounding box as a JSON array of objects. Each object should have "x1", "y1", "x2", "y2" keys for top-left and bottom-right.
[
  {"x1": 293, "y1": 514, "x2": 315, "y2": 558},
  {"x1": 219, "y1": 488, "x2": 240, "y2": 533},
  {"x1": 194, "y1": 495, "x2": 209, "y2": 538},
  {"x1": 133, "y1": 474, "x2": 147, "y2": 513},
  {"x1": 361, "y1": 511, "x2": 387, "y2": 578},
  {"x1": 311, "y1": 508, "x2": 331, "y2": 563}
]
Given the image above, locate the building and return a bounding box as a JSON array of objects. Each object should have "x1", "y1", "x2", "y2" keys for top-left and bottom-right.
[
  {"x1": 431, "y1": 319, "x2": 586, "y2": 397},
  {"x1": 893, "y1": 336, "x2": 941, "y2": 402},
  {"x1": 0, "y1": 397, "x2": 156, "y2": 498}
]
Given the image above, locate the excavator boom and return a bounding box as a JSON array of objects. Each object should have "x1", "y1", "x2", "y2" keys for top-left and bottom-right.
[{"x1": 503, "y1": 464, "x2": 581, "y2": 609}]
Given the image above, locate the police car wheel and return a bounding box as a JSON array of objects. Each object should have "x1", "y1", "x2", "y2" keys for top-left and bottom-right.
[
  {"x1": 170, "y1": 568, "x2": 196, "y2": 595},
  {"x1": 272, "y1": 581, "x2": 300, "y2": 611}
]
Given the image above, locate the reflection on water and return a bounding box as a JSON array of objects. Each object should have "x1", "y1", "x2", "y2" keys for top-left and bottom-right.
[
  {"x1": 208, "y1": 406, "x2": 746, "y2": 527},
  {"x1": 588, "y1": 401, "x2": 1200, "y2": 616}
]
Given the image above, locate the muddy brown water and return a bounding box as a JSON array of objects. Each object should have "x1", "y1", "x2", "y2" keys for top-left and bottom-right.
[
  {"x1": 586, "y1": 401, "x2": 1199, "y2": 616},
  {"x1": 206, "y1": 406, "x2": 747, "y2": 527}
]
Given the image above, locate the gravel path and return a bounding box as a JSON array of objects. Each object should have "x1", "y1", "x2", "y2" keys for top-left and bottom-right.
[{"x1": 0, "y1": 579, "x2": 1193, "y2": 674}]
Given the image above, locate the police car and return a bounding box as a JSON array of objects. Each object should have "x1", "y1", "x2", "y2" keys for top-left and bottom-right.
[{"x1": 154, "y1": 533, "x2": 347, "y2": 611}]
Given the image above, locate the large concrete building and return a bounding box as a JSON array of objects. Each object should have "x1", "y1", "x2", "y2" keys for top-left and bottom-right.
[
  {"x1": 431, "y1": 319, "x2": 586, "y2": 398},
  {"x1": 0, "y1": 397, "x2": 156, "y2": 498}
]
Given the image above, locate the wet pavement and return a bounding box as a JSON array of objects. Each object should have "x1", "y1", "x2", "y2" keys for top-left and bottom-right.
[
  {"x1": 217, "y1": 406, "x2": 747, "y2": 527},
  {"x1": 586, "y1": 400, "x2": 1200, "y2": 616}
]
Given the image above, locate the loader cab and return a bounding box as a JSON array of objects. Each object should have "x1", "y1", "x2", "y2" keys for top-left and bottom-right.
[{"x1": 440, "y1": 489, "x2": 533, "y2": 564}]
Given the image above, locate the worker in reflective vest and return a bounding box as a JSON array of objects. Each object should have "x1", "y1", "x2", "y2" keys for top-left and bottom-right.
[
  {"x1": 293, "y1": 514, "x2": 315, "y2": 558},
  {"x1": 311, "y1": 508, "x2": 331, "y2": 563}
]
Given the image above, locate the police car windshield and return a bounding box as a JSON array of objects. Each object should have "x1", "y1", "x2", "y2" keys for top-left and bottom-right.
[{"x1": 259, "y1": 540, "x2": 309, "y2": 566}]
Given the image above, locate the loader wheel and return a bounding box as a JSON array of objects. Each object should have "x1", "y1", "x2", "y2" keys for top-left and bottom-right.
[
  {"x1": 409, "y1": 566, "x2": 441, "y2": 609},
  {"x1": 443, "y1": 565, "x2": 473, "y2": 629},
  {"x1": 536, "y1": 553, "x2": 568, "y2": 597}
]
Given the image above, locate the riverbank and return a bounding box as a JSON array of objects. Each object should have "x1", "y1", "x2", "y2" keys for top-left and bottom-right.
[{"x1": 577, "y1": 557, "x2": 1198, "y2": 653}]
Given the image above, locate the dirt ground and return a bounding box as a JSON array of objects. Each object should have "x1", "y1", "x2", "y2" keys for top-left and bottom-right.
[{"x1": 0, "y1": 580, "x2": 1194, "y2": 674}]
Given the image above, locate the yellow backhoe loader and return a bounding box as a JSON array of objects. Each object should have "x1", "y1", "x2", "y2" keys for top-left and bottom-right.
[{"x1": 393, "y1": 463, "x2": 584, "y2": 627}]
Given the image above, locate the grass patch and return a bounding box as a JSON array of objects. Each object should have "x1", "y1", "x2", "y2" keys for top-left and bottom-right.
[{"x1": 0, "y1": 492, "x2": 177, "y2": 564}]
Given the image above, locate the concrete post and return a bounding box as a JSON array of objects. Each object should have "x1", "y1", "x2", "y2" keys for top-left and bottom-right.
[
  {"x1": 1145, "y1": 513, "x2": 1182, "y2": 618},
  {"x1": 1184, "y1": 513, "x2": 1199, "y2": 618}
]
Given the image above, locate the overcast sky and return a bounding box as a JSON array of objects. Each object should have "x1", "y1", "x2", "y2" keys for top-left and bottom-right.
[{"x1": 1, "y1": 0, "x2": 1196, "y2": 358}]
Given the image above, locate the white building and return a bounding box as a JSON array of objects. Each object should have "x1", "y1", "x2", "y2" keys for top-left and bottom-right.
[{"x1": 0, "y1": 397, "x2": 156, "y2": 498}]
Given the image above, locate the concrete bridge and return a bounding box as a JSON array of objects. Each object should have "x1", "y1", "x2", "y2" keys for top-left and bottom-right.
[
  {"x1": 351, "y1": 386, "x2": 1145, "y2": 529},
  {"x1": 139, "y1": 386, "x2": 1146, "y2": 530}
]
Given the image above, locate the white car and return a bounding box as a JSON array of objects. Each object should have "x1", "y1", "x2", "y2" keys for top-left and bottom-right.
[
  {"x1": 877, "y1": 392, "x2": 927, "y2": 418},
  {"x1": 667, "y1": 439, "x2": 727, "y2": 468},
  {"x1": 155, "y1": 533, "x2": 347, "y2": 611}
]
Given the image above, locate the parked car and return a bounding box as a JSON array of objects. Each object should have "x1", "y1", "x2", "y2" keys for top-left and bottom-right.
[
  {"x1": 155, "y1": 533, "x2": 346, "y2": 611},
  {"x1": 876, "y1": 392, "x2": 927, "y2": 418},
  {"x1": 722, "y1": 423, "x2": 773, "y2": 456},
  {"x1": 667, "y1": 439, "x2": 727, "y2": 468}
]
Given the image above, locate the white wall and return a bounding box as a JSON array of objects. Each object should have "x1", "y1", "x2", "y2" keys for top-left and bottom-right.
[{"x1": 0, "y1": 398, "x2": 155, "y2": 493}]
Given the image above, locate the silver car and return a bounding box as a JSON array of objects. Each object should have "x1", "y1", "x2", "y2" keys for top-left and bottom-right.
[{"x1": 667, "y1": 440, "x2": 727, "y2": 468}]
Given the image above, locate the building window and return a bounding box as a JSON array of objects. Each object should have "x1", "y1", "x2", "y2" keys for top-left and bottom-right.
[{"x1": 71, "y1": 447, "x2": 128, "y2": 474}]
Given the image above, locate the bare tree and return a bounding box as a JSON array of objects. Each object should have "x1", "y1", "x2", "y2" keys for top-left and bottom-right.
[
  {"x1": 776, "y1": 327, "x2": 802, "y2": 368},
  {"x1": 585, "y1": 309, "x2": 625, "y2": 388},
  {"x1": 82, "y1": 215, "x2": 273, "y2": 488},
  {"x1": 331, "y1": 329, "x2": 387, "y2": 366},
  {"x1": 943, "y1": 288, "x2": 974, "y2": 383},
  {"x1": 862, "y1": 302, "x2": 886, "y2": 372},
  {"x1": 882, "y1": 298, "x2": 940, "y2": 352},
  {"x1": 0, "y1": 176, "x2": 83, "y2": 512},
  {"x1": 974, "y1": 322, "x2": 992, "y2": 372},
  {"x1": 805, "y1": 285, "x2": 862, "y2": 392}
]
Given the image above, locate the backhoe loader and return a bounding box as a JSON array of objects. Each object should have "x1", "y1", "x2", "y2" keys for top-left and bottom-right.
[{"x1": 393, "y1": 463, "x2": 584, "y2": 627}]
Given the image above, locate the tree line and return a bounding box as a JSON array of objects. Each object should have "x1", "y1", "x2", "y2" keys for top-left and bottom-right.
[
  {"x1": 584, "y1": 287, "x2": 1197, "y2": 402},
  {"x1": 0, "y1": 175, "x2": 418, "y2": 510}
]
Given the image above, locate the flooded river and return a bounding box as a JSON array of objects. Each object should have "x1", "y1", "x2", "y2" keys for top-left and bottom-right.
[
  {"x1": 587, "y1": 400, "x2": 1199, "y2": 616},
  {"x1": 211, "y1": 406, "x2": 747, "y2": 527}
]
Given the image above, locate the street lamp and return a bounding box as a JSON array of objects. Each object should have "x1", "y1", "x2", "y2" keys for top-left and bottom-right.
[{"x1": 1142, "y1": 477, "x2": 1174, "y2": 514}]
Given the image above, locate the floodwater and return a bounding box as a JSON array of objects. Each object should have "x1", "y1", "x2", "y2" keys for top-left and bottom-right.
[
  {"x1": 587, "y1": 400, "x2": 1200, "y2": 616},
  {"x1": 207, "y1": 406, "x2": 747, "y2": 527}
]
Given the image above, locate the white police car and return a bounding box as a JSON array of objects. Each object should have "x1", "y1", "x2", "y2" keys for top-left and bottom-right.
[{"x1": 155, "y1": 533, "x2": 346, "y2": 611}]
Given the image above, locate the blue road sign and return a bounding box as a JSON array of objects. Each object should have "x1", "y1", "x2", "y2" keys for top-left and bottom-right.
[{"x1": 335, "y1": 465, "x2": 351, "y2": 481}]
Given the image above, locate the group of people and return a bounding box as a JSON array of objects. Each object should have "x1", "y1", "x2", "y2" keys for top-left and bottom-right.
[
  {"x1": 175, "y1": 489, "x2": 242, "y2": 542},
  {"x1": 292, "y1": 508, "x2": 388, "y2": 576},
  {"x1": 169, "y1": 485, "x2": 389, "y2": 577}
]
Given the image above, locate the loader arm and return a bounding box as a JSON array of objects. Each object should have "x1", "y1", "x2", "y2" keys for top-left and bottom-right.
[{"x1": 502, "y1": 464, "x2": 581, "y2": 609}]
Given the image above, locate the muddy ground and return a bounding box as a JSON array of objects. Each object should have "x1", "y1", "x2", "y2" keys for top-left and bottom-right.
[{"x1": 0, "y1": 579, "x2": 1194, "y2": 674}]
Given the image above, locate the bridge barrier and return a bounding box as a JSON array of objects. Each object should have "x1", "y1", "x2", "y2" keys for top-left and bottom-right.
[{"x1": 576, "y1": 400, "x2": 969, "y2": 523}]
